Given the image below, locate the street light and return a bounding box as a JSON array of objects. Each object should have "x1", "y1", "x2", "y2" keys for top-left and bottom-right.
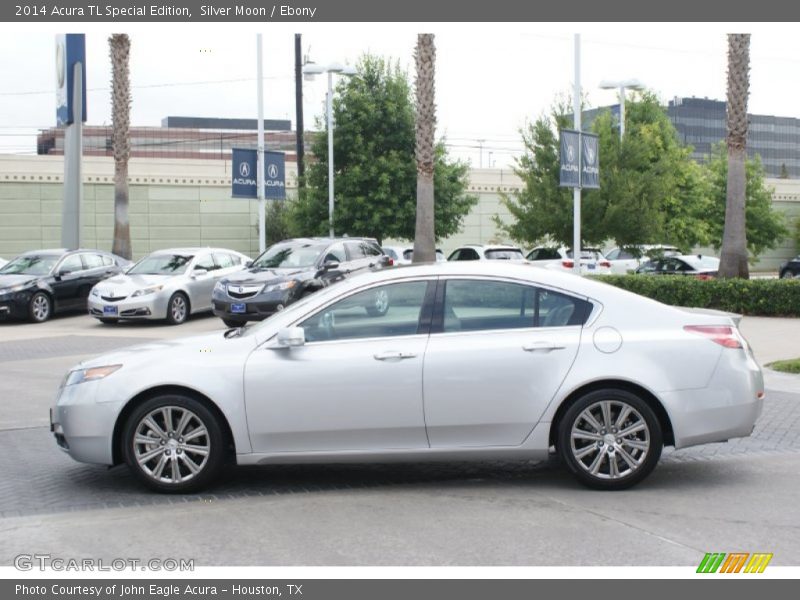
[
  {"x1": 598, "y1": 78, "x2": 645, "y2": 139},
  {"x1": 302, "y1": 61, "x2": 357, "y2": 238}
]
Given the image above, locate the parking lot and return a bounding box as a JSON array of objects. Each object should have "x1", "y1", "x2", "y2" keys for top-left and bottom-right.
[{"x1": 0, "y1": 310, "x2": 799, "y2": 566}]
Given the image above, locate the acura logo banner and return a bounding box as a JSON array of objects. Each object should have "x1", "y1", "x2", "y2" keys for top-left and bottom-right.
[
  {"x1": 231, "y1": 148, "x2": 286, "y2": 199},
  {"x1": 559, "y1": 129, "x2": 599, "y2": 189}
]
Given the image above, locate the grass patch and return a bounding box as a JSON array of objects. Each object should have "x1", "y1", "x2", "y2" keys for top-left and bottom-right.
[{"x1": 767, "y1": 358, "x2": 800, "y2": 374}]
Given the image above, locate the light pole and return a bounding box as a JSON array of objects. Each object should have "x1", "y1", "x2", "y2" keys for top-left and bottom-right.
[
  {"x1": 302, "y1": 61, "x2": 357, "y2": 238},
  {"x1": 598, "y1": 78, "x2": 645, "y2": 139}
]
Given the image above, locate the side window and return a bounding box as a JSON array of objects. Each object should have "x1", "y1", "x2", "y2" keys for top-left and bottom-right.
[
  {"x1": 441, "y1": 280, "x2": 590, "y2": 333},
  {"x1": 605, "y1": 249, "x2": 620, "y2": 261},
  {"x1": 102, "y1": 255, "x2": 114, "y2": 267},
  {"x1": 453, "y1": 248, "x2": 479, "y2": 261},
  {"x1": 528, "y1": 249, "x2": 542, "y2": 261},
  {"x1": 81, "y1": 253, "x2": 105, "y2": 270},
  {"x1": 58, "y1": 254, "x2": 83, "y2": 274},
  {"x1": 363, "y1": 242, "x2": 382, "y2": 257},
  {"x1": 344, "y1": 241, "x2": 365, "y2": 260},
  {"x1": 214, "y1": 253, "x2": 234, "y2": 269},
  {"x1": 383, "y1": 248, "x2": 399, "y2": 260},
  {"x1": 323, "y1": 243, "x2": 347, "y2": 264},
  {"x1": 300, "y1": 281, "x2": 430, "y2": 343},
  {"x1": 447, "y1": 250, "x2": 461, "y2": 261},
  {"x1": 194, "y1": 254, "x2": 218, "y2": 272}
]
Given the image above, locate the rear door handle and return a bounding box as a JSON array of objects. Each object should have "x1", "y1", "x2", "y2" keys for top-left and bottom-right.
[
  {"x1": 374, "y1": 351, "x2": 417, "y2": 361},
  {"x1": 522, "y1": 341, "x2": 565, "y2": 353}
]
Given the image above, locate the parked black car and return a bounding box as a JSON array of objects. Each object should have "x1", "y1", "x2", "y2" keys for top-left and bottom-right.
[
  {"x1": 0, "y1": 249, "x2": 130, "y2": 323},
  {"x1": 212, "y1": 237, "x2": 391, "y2": 327},
  {"x1": 635, "y1": 254, "x2": 720, "y2": 279},
  {"x1": 779, "y1": 256, "x2": 800, "y2": 279}
]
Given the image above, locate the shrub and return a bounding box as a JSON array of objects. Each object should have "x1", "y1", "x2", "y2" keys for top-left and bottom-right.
[{"x1": 593, "y1": 275, "x2": 800, "y2": 317}]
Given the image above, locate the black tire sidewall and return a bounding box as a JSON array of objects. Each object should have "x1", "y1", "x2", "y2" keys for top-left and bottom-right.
[
  {"x1": 28, "y1": 292, "x2": 51, "y2": 323},
  {"x1": 122, "y1": 394, "x2": 226, "y2": 493},
  {"x1": 557, "y1": 388, "x2": 663, "y2": 490},
  {"x1": 166, "y1": 292, "x2": 188, "y2": 325}
]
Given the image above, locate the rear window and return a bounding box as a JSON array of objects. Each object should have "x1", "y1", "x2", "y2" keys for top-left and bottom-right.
[{"x1": 485, "y1": 249, "x2": 524, "y2": 260}]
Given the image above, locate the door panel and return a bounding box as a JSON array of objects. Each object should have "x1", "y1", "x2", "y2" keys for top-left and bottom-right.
[{"x1": 185, "y1": 253, "x2": 217, "y2": 311}]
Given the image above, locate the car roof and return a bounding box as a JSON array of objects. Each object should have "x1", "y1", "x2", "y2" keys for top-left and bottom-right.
[
  {"x1": 460, "y1": 244, "x2": 523, "y2": 251},
  {"x1": 148, "y1": 247, "x2": 245, "y2": 255}
]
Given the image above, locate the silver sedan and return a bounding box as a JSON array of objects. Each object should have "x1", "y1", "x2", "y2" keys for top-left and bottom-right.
[
  {"x1": 54, "y1": 261, "x2": 763, "y2": 492},
  {"x1": 88, "y1": 247, "x2": 251, "y2": 325}
]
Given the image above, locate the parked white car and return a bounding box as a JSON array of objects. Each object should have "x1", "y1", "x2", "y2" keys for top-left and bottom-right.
[
  {"x1": 526, "y1": 247, "x2": 611, "y2": 275},
  {"x1": 382, "y1": 246, "x2": 445, "y2": 265},
  {"x1": 53, "y1": 261, "x2": 763, "y2": 493},
  {"x1": 88, "y1": 247, "x2": 251, "y2": 325},
  {"x1": 605, "y1": 245, "x2": 680, "y2": 275},
  {"x1": 447, "y1": 244, "x2": 526, "y2": 261}
]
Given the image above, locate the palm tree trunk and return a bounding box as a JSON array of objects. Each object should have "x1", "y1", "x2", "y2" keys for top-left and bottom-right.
[
  {"x1": 413, "y1": 34, "x2": 436, "y2": 263},
  {"x1": 110, "y1": 34, "x2": 132, "y2": 260},
  {"x1": 718, "y1": 33, "x2": 750, "y2": 279}
]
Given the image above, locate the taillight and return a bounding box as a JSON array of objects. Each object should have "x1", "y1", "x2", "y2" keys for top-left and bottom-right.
[
  {"x1": 695, "y1": 273, "x2": 713, "y2": 281},
  {"x1": 684, "y1": 325, "x2": 743, "y2": 349},
  {"x1": 386, "y1": 257, "x2": 394, "y2": 266},
  {"x1": 599, "y1": 260, "x2": 611, "y2": 268},
  {"x1": 562, "y1": 260, "x2": 574, "y2": 269}
]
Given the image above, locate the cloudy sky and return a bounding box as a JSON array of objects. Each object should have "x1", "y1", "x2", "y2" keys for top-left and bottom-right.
[{"x1": 1, "y1": 22, "x2": 799, "y2": 166}]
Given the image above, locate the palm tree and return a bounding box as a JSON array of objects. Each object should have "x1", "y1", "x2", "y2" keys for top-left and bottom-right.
[
  {"x1": 412, "y1": 33, "x2": 436, "y2": 263},
  {"x1": 110, "y1": 34, "x2": 132, "y2": 260},
  {"x1": 718, "y1": 33, "x2": 750, "y2": 278}
]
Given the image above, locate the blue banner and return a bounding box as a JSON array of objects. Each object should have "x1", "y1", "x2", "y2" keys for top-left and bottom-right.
[
  {"x1": 264, "y1": 150, "x2": 286, "y2": 199},
  {"x1": 559, "y1": 129, "x2": 600, "y2": 189},
  {"x1": 55, "y1": 34, "x2": 87, "y2": 126},
  {"x1": 232, "y1": 149, "x2": 287, "y2": 199}
]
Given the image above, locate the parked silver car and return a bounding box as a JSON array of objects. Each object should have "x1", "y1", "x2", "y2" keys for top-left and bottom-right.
[
  {"x1": 88, "y1": 247, "x2": 251, "y2": 325},
  {"x1": 54, "y1": 261, "x2": 763, "y2": 492}
]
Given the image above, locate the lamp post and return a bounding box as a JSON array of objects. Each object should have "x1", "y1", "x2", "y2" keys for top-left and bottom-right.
[
  {"x1": 598, "y1": 78, "x2": 645, "y2": 139},
  {"x1": 302, "y1": 61, "x2": 357, "y2": 238}
]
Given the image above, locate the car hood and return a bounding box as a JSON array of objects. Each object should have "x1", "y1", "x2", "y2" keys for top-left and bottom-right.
[
  {"x1": 224, "y1": 268, "x2": 309, "y2": 285},
  {"x1": 77, "y1": 330, "x2": 257, "y2": 371},
  {"x1": 0, "y1": 273, "x2": 40, "y2": 289},
  {"x1": 93, "y1": 274, "x2": 176, "y2": 295}
]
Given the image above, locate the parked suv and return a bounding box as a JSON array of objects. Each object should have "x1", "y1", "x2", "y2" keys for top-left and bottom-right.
[
  {"x1": 779, "y1": 256, "x2": 800, "y2": 279},
  {"x1": 447, "y1": 244, "x2": 526, "y2": 261},
  {"x1": 213, "y1": 237, "x2": 391, "y2": 326}
]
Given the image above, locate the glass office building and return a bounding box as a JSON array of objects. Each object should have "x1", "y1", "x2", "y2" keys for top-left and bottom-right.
[{"x1": 584, "y1": 97, "x2": 800, "y2": 178}]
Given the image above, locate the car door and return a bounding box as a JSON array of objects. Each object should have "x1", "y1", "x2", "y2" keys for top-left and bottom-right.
[
  {"x1": 51, "y1": 254, "x2": 86, "y2": 311},
  {"x1": 243, "y1": 279, "x2": 435, "y2": 453},
  {"x1": 185, "y1": 253, "x2": 217, "y2": 311},
  {"x1": 343, "y1": 240, "x2": 374, "y2": 275},
  {"x1": 422, "y1": 277, "x2": 590, "y2": 447}
]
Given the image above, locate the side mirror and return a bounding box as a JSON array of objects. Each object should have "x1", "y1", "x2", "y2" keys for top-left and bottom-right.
[
  {"x1": 322, "y1": 260, "x2": 340, "y2": 271},
  {"x1": 192, "y1": 268, "x2": 208, "y2": 278},
  {"x1": 276, "y1": 327, "x2": 305, "y2": 347},
  {"x1": 245, "y1": 260, "x2": 253, "y2": 268}
]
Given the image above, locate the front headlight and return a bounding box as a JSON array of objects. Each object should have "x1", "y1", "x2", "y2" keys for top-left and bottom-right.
[
  {"x1": 264, "y1": 280, "x2": 297, "y2": 293},
  {"x1": 90, "y1": 288, "x2": 100, "y2": 297},
  {"x1": 131, "y1": 285, "x2": 164, "y2": 297},
  {"x1": 214, "y1": 281, "x2": 226, "y2": 293},
  {"x1": 63, "y1": 364, "x2": 122, "y2": 387},
  {"x1": 0, "y1": 283, "x2": 30, "y2": 294}
]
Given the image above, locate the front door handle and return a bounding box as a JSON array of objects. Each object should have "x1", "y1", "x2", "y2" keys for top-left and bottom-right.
[
  {"x1": 522, "y1": 341, "x2": 565, "y2": 353},
  {"x1": 374, "y1": 351, "x2": 417, "y2": 361}
]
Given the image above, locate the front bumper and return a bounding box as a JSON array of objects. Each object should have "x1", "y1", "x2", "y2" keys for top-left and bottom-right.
[
  {"x1": 0, "y1": 291, "x2": 32, "y2": 319},
  {"x1": 51, "y1": 381, "x2": 119, "y2": 465},
  {"x1": 212, "y1": 290, "x2": 292, "y2": 322},
  {"x1": 87, "y1": 293, "x2": 169, "y2": 320}
]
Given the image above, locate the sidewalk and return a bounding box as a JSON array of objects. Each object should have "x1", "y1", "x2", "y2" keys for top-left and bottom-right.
[{"x1": 739, "y1": 316, "x2": 800, "y2": 393}]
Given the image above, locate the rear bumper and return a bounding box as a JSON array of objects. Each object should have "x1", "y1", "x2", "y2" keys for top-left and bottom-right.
[{"x1": 662, "y1": 349, "x2": 764, "y2": 449}]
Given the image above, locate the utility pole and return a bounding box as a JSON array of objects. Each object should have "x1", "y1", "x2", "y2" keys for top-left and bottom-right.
[
  {"x1": 572, "y1": 33, "x2": 582, "y2": 276},
  {"x1": 294, "y1": 34, "x2": 305, "y2": 185},
  {"x1": 256, "y1": 33, "x2": 265, "y2": 254}
]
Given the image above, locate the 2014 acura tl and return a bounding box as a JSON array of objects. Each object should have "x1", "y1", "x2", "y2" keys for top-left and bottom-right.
[{"x1": 51, "y1": 262, "x2": 764, "y2": 492}]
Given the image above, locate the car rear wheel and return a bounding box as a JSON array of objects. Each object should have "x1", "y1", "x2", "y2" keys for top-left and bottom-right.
[
  {"x1": 166, "y1": 292, "x2": 189, "y2": 325},
  {"x1": 28, "y1": 292, "x2": 52, "y2": 323},
  {"x1": 122, "y1": 395, "x2": 226, "y2": 493},
  {"x1": 780, "y1": 270, "x2": 798, "y2": 279},
  {"x1": 365, "y1": 288, "x2": 390, "y2": 317},
  {"x1": 557, "y1": 389, "x2": 662, "y2": 490}
]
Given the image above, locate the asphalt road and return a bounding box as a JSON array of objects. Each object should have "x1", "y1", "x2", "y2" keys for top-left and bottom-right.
[{"x1": 0, "y1": 311, "x2": 798, "y2": 566}]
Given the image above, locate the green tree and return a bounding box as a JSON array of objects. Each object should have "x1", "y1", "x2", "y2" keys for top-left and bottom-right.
[
  {"x1": 412, "y1": 33, "x2": 437, "y2": 263},
  {"x1": 499, "y1": 93, "x2": 709, "y2": 250},
  {"x1": 291, "y1": 54, "x2": 475, "y2": 244},
  {"x1": 263, "y1": 199, "x2": 293, "y2": 247},
  {"x1": 705, "y1": 143, "x2": 787, "y2": 261}
]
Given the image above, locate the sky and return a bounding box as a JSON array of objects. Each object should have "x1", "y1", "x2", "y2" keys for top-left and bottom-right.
[{"x1": 1, "y1": 22, "x2": 800, "y2": 167}]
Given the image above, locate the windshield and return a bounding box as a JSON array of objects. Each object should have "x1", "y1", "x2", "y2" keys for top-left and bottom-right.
[
  {"x1": 682, "y1": 255, "x2": 720, "y2": 269},
  {"x1": 566, "y1": 249, "x2": 604, "y2": 260},
  {"x1": 253, "y1": 242, "x2": 327, "y2": 269},
  {"x1": 0, "y1": 255, "x2": 59, "y2": 276},
  {"x1": 485, "y1": 249, "x2": 524, "y2": 260},
  {"x1": 128, "y1": 254, "x2": 193, "y2": 275}
]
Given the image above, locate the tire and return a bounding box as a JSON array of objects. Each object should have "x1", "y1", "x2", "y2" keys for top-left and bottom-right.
[
  {"x1": 365, "y1": 288, "x2": 390, "y2": 317},
  {"x1": 98, "y1": 318, "x2": 118, "y2": 325},
  {"x1": 122, "y1": 394, "x2": 226, "y2": 493},
  {"x1": 780, "y1": 270, "x2": 792, "y2": 279},
  {"x1": 165, "y1": 292, "x2": 189, "y2": 325},
  {"x1": 557, "y1": 388, "x2": 663, "y2": 490},
  {"x1": 222, "y1": 318, "x2": 242, "y2": 328},
  {"x1": 28, "y1": 291, "x2": 52, "y2": 323}
]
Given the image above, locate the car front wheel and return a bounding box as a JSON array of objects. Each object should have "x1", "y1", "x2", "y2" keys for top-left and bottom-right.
[
  {"x1": 166, "y1": 292, "x2": 189, "y2": 325},
  {"x1": 122, "y1": 395, "x2": 226, "y2": 493},
  {"x1": 28, "y1": 291, "x2": 52, "y2": 323},
  {"x1": 557, "y1": 389, "x2": 662, "y2": 490}
]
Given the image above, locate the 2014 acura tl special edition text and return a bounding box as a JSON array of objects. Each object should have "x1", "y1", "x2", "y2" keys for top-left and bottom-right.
[{"x1": 50, "y1": 262, "x2": 764, "y2": 492}]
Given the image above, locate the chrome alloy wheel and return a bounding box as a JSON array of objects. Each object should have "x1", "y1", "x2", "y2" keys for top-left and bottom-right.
[
  {"x1": 132, "y1": 406, "x2": 210, "y2": 484},
  {"x1": 32, "y1": 294, "x2": 50, "y2": 321},
  {"x1": 569, "y1": 400, "x2": 651, "y2": 480},
  {"x1": 170, "y1": 295, "x2": 187, "y2": 323},
  {"x1": 373, "y1": 289, "x2": 389, "y2": 313}
]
